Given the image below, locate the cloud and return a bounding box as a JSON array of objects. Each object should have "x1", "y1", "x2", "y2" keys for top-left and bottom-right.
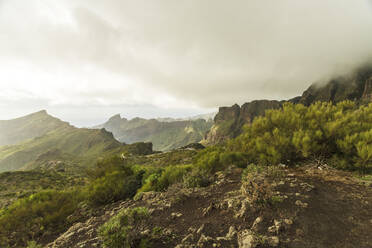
[{"x1": 0, "y1": 0, "x2": 372, "y2": 123}]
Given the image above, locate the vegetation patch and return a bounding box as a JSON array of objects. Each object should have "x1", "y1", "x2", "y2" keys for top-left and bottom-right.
[
  {"x1": 98, "y1": 207, "x2": 150, "y2": 248},
  {"x1": 229, "y1": 101, "x2": 372, "y2": 173},
  {"x1": 0, "y1": 189, "x2": 83, "y2": 247}
]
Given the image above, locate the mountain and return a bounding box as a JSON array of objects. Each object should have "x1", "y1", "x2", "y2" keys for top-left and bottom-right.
[
  {"x1": 0, "y1": 110, "x2": 69, "y2": 146},
  {"x1": 0, "y1": 124, "x2": 127, "y2": 172},
  {"x1": 96, "y1": 116, "x2": 213, "y2": 151},
  {"x1": 0, "y1": 111, "x2": 152, "y2": 173},
  {"x1": 156, "y1": 112, "x2": 216, "y2": 122},
  {"x1": 293, "y1": 65, "x2": 372, "y2": 105},
  {"x1": 203, "y1": 66, "x2": 372, "y2": 145}
]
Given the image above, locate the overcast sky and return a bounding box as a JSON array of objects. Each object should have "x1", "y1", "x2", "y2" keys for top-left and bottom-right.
[{"x1": 1, "y1": 0, "x2": 372, "y2": 126}]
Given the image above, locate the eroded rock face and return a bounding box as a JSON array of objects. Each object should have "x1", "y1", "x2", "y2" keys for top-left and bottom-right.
[{"x1": 203, "y1": 100, "x2": 282, "y2": 145}]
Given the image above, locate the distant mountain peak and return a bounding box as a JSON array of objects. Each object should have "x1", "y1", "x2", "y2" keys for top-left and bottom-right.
[
  {"x1": 0, "y1": 110, "x2": 69, "y2": 146},
  {"x1": 108, "y1": 114, "x2": 122, "y2": 122},
  {"x1": 34, "y1": 109, "x2": 48, "y2": 115}
]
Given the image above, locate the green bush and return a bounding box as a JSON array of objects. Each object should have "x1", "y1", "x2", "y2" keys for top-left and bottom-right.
[
  {"x1": 85, "y1": 155, "x2": 144, "y2": 205},
  {"x1": 137, "y1": 164, "x2": 191, "y2": 193},
  {"x1": 27, "y1": 241, "x2": 43, "y2": 248},
  {"x1": 219, "y1": 151, "x2": 248, "y2": 168},
  {"x1": 230, "y1": 101, "x2": 372, "y2": 173},
  {"x1": 98, "y1": 207, "x2": 149, "y2": 248},
  {"x1": 183, "y1": 168, "x2": 210, "y2": 188},
  {"x1": 87, "y1": 169, "x2": 143, "y2": 206},
  {"x1": 0, "y1": 189, "x2": 83, "y2": 247},
  {"x1": 242, "y1": 163, "x2": 264, "y2": 177},
  {"x1": 87, "y1": 156, "x2": 128, "y2": 179}
]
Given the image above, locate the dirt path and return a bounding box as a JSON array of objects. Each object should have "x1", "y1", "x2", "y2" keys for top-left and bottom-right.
[{"x1": 290, "y1": 167, "x2": 372, "y2": 248}]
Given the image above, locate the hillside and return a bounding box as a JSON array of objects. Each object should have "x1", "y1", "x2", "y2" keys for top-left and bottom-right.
[
  {"x1": 0, "y1": 124, "x2": 126, "y2": 173},
  {"x1": 45, "y1": 164, "x2": 372, "y2": 248},
  {"x1": 96, "y1": 116, "x2": 213, "y2": 151},
  {"x1": 0, "y1": 110, "x2": 69, "y2": 146},
  {"x1": 0, "y1": 170, "x2": 85, "y2": 208},
  {"x1": 203, "y1": 66, "x2": 372, "y2": 145}
]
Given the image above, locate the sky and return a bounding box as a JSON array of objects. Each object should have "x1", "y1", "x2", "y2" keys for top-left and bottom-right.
[{"x1": 1, "y1": 0, "x2": 372, "y2": 126}]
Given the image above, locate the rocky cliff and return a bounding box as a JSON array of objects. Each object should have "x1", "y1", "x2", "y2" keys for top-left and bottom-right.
[
  {"x1": 204, "y1": 66, "x2": 372, "y2": 145},
  {"x1": 203, "y1": 101, "x2": 282, "y2": 144}
]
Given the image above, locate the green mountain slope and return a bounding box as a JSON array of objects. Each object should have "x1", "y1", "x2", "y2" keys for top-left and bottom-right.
[
  {"x1": 0, "y1": 110, "x2": 69, "y2": 146},
  {"x1": 96, "y1": 116, "x2": 213, "y2": 151},
  {"x1": 0, "y1": 124, "x2": 126, "y2": 173}
]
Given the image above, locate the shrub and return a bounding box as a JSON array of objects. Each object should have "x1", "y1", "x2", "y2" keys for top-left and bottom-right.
[
  {"x1": 27, "y1": 241, "x2": 43, "y2": 248},
  {"x1": 241, "y1": 166, "x2": 273, "y2": 206},
  {"x1": 137, "y1": 165, "x2": 191, "y2": 193},
  {"x1": 195, "y1": 150, "x2": 223, "y2": 173},
  {"x1": 242, "y1": 163, "x2": 264, "y2": 176},
  {"x1": 155, "y1": 165, "x2": 191, "y2": 191},
  {"x1": 85, "y1": 155, "x2": 144, "y2": 205},
  {"x1": 87, "y1": 169, "x2": 143, "y2": 206},
  {"x1": 193, "y1": 146, "x2": 233, "y2": 173},
  {"x1": 0, "y1": 189, "x2": 83, "y2": 247},
  {"x1": 230, "y1": 101, "x2": 372, "y2": 173},
  {"x1": 183, "y1": 168, "x2": 210, "y2": 188},
  {"x1": 87, "y1": 156, "x2": 128, "y2": 179},
  {"x1": 219, "y1": 151, "x2": 248, "y2": 168},
  {"x1": 98, "y1": 207, "x2": 150, "y2": 248}
]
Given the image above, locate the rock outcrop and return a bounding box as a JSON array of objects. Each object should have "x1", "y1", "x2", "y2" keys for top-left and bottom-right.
[{"x1": 203, "y1": 101, "x2": 282, "y2": 145}]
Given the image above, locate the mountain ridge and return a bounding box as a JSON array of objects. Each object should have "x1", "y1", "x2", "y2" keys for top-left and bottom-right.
[
  {"x1": 0, "y1": 110, "x2": 70, "y2": 146},
  {"x1": 0, "y1": 125, "x2": 125, "y2": 172},
  {"x1": 96, "y1": 115, "x2": 213, "y2": 151}
]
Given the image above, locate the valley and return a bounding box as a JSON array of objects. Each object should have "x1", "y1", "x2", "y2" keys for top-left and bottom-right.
[{"x1": 95, "y1": 115, "x2": 213, "y2": 151}]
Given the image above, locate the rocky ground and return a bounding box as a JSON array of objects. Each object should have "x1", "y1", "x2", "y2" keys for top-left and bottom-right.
[{"x1": 46, "y1": 164, "x2": 372, "y2": 248}]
